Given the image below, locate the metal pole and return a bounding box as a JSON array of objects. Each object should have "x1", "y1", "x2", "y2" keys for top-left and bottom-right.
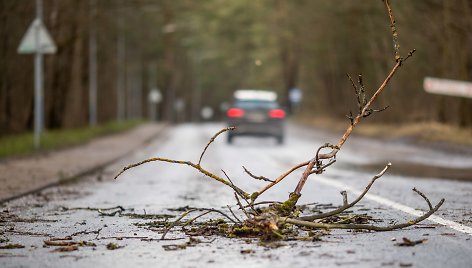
[
  {"x1": 34, "y1": 0, "x2": 43, "y2": 149},
  {"x1": 116, "y1": 0, "x2": 125, "y2": 122},
  {"x1": 88, "y1": 0, "x2": 97, "y2": 126},
  {"x1": 147, "y1": 62, "x2": 158, "y2": 121}
]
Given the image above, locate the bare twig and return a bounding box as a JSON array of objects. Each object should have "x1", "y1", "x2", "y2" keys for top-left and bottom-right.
[
  {"x1": 243, "y1": 166, "x2": 275, "y2": 183},
  {"x1": 403, "y1": 49, "x2": 416, "y2": 63},
  {"x1": 294, "y1": 143, "x2": 338, "y2": 195},
  {"x1": 61, "y1": 206, "x2": 125, "y2": 212},
  {"x1": 183, "y1": 211, "x2": 212, "y2": 226},
  {"x1": 255, "y1": 149, "x2": 340, "y2": 200},
  {"x1": 347, "y1": 74, "x2": 361, "y2": 110},
  {"x1": 293, "y1": 158, "x2": 317, "y2": 195},
  {"x1": 255, "y1": 161, "x2": 309, "y2": 198},
  {"x1": 358, "y1": 74, "x2": 367, "y2": 108},
  {"x1": 198, "y1": 127, "x2": 235, "y2": 165},
  {"x1": 70, "y1": 228, "x2": 102, "y2": 239},
  {"x1": 337, "y1": 60, "x2": 402, "y2": 151},
  {"x1": 284, "y1": 197, "x2": 444, "y2": 231},
  {"x1": 413, "y1": 187, "x2": 433, "y2": 210},
  {"x1": 161, "y1": 209, "x2": 198, "y2": 239},
  {"x1": 300, "y1": 163, "x2": 391, "y2": 221},
  {"x1": 227, "y1": 205, "x2": 242, "y2": 223},
  {"x1": 234, "y1": 193, "x2": 250, "y2": 219},
  {"x1": 115, "y1": 155, "x2": 249, "y2": 199},
  {"x1": 161, "y1": 208, "x2": 238, "y2": 239},
  {"x1": 384, "y1": 0, "x2": 400, "y2": 61},
  {"x1": 309, "y1": 159, "x2": 337, "y2": 175},
  {"x1": 341, "y1": 191, "x2": 348, "y2": 206}
]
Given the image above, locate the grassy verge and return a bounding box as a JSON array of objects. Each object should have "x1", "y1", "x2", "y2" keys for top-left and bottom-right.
[
  {"x1": 297, "y1": 116, "x2": 472, "y2": 146},
  {"x1": 0, "y1": 120, "x2": 144, "y2": 159}
]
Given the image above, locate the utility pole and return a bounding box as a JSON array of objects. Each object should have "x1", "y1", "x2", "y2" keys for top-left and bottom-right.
[
  {"x1": 34, "y1": 0, "x2": 44, "y2": 148},
  {"x1": 88, "y1": 0, "x2": 98, "y2": 126}
]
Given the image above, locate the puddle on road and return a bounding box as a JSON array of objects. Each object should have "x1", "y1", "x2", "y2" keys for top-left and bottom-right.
[{"x1": 341, "y1": 161, "x2": 472, "y2": 181}]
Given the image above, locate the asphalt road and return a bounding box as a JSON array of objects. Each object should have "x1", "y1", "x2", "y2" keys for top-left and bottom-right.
[{"x1": 1, "y1": 123, "x2": 471, "y2": 267}]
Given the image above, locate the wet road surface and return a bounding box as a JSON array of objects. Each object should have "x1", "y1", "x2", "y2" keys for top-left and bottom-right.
[{"x1": 1, "y1": 123, "x2": 471, "y2": 267}]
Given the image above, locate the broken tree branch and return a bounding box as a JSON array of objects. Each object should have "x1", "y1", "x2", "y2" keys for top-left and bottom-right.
[
  {"x1": 283, "y1": 196, "x2": 444, "y2": 231},
  {"x1": 115, "y1": 156, "x2": 249, "y2": 199},
  {"x1": 299, "y1": 163, "x2": 391, "y2": 221},
  {"x1": 114, "y1": 0, "x2": 443, "y2": 242}
]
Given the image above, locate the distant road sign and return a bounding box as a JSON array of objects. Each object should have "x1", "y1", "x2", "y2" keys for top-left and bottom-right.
[
  {"x1": 424, "y1": 77, "x2": 472, "y2": 99},
  {"x1": 17, "y1": 18, "x2": 57, "y2": 54},
  {"x1": 289, "y1": 88, "x2": 302, "y2": 103},
  {"x1": 148, "y1": 88, "x2": 162, "y2": 103}
]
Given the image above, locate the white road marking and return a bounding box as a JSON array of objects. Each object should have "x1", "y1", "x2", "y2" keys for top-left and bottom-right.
[{"x1": 313, "y1": 176, "x2": 472, "y2": 236}]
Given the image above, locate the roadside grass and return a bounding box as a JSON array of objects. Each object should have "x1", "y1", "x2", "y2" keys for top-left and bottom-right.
[
  {"x1": 0, "y1": 120, "x2": 143, "y2": 159},
  {"x1": 297, "y1": 116, "x2": 472, "y2": 146}
]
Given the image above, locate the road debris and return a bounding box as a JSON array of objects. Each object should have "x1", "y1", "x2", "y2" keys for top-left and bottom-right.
[
  {"x1": 0, "y1": 244, "x2": 25, "y2": 249},
  {"x1": 106, "y1": 242, "x2": 123, "y2": 250},
  {"x1": 51, "y1": 246, "x2": 79, "y2": 252},
  {"x1": 395, "y1": 237, "x2": 428, "y2": 247}
]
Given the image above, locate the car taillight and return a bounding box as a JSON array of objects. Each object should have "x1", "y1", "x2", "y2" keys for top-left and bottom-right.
[
  {"x1": 268, "y1": 109, "x2": 285, "y2": 119},
  {"x1": 227, "y1": 108, "x2": 245, "y2": 118}
]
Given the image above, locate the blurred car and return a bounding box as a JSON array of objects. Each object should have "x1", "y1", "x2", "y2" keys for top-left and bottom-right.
[{"x1": 226, "y1": 89, "x2": 286, "y2": 144}]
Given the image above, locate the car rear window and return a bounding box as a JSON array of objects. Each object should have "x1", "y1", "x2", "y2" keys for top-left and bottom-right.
[{"x1": 233, "y1": 100, "x2": 279, "y2": 109}]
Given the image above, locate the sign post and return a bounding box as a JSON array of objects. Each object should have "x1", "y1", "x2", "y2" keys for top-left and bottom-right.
[
  {"x1": 17, "y1": 0, "x2": 57, "y2": 149},
  {"x1": 148, "y1": 88, "x2": 162, "y2": 121},
  {"x1": 289, "y1": 87, "x2": 302, "y2": 113},
  {"x1": 424, "y1": 77, "x2": 472, "y2": 99}
]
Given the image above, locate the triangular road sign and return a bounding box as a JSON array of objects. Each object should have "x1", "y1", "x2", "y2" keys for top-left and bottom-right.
[{"x1": 17, "y1": 18, "x2": 57, "y2": 54}]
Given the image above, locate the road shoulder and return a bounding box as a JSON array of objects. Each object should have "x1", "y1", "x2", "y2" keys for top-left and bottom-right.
[{"x1": 0, "y1": 123, "x2": 167, "y2": 203}]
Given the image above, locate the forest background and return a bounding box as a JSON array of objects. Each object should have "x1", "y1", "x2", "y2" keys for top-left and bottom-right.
[{"x1": 1, "y1": 0, "x2": 471, "y2": 136}]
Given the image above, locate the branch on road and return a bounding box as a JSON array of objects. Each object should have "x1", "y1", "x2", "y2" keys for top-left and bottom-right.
[
  {"x1": 114, "y1": 0, "x2": 445, "y2": 242},
  {"x1": 299, "y1": 163, "x2": 391, "y2": 221},
  {"x1": 255, "y1": 0, "x2": 415, "y2": 210},
  {"x1": 282, "y1": 193, "x2": 444, "y2": 232},
  {"x1": 114, "y1": 143, "x2": 250, "y2": 200}
]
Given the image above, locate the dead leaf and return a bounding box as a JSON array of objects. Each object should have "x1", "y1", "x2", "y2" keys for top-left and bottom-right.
[
  {"x1": 240, "y1": 249, "x2": 255, "y2": 254},
  {"x1": 49, "y1": 236, "x2": 72, "y2": 241},
  {"x1": 44, "y1": 240, "x2": 77, "y2": 246},
  {"x1": 0, "y1": 243, "x2": 25, "y2": 249},
  {"x1": 395, "y1": 237, "x2": 427, "y2": 247},
  {"x1": 51, "y1": 246, "x2": 79, "y2": 252}
]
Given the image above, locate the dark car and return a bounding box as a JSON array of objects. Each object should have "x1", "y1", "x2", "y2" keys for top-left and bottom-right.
[{"x1": 226, "y1": 90, "x2": 286, "y2": 144}]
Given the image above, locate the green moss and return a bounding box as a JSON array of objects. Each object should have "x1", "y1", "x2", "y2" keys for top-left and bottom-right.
[
  {"x1": 232, "y1": 226, "x2": 261, "y2": 236},
  {"x1": 271, "y1": 230, "x2": 285, "y2": 239},
  {"x1": 218, "y1": 223, "x2": 229, "y2": 232},
  {"x1": 276, "y1": 192, "x2": 301, "y2": 216},
  {"x1": 78, "y1": 241, "x2": 96, "y2": 247},
  {"x1": 106, "y1": 242, "x2": 122, "y2": 250},
  {"x1": 250, "y1": 192, "x2": 259, "y2": 203}
]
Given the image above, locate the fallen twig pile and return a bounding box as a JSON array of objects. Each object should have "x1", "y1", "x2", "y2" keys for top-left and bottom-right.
[{"x1": 115, "y1": 0, "x2": 444, "y2": 242}]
